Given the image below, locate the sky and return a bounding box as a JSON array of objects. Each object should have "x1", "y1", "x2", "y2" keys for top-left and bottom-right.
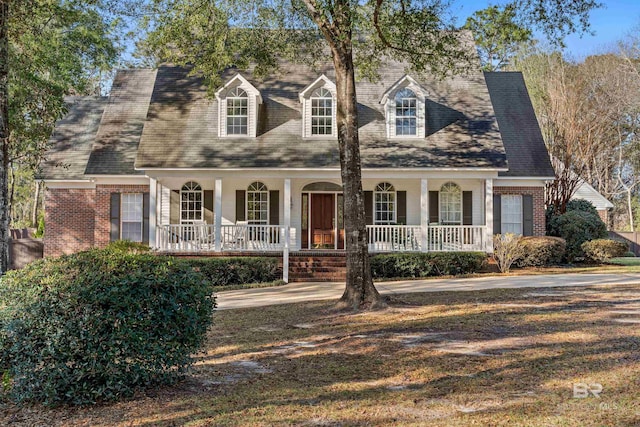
[{"x1": 455, "y1": 0, "x2": 640, "y2": 59}]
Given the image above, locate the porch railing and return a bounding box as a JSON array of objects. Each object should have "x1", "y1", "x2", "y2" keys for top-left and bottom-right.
[
  {"x1": 156, "y1": 224, "x2": 290, "y2": 252},
  {"x1": 427, "y1": 225, "x2": 485, "y2": 252},
  {"x1": 367, "y1": 225, "x2": 422, "y2": 252},
  {"x1": 366, "y1": 225, "x2": 486, "y2": 252}
]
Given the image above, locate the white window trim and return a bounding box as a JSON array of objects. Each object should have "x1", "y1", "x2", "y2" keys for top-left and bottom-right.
[
  {"x1": 380, "y1": 75, "x2": 427, "y2": 139},
  {"x1": 180, "y1": 181, "x2": 204, "y2": 224},
  {"x1": 439, "y1": 182, "x2": 462, "y2": 225},
  {"x1": 501, "y1": 194, "x2": 523, "y2": 235},
  {"x1": 246, "y1": 182, "x2": 269, "y2": 225},
  {"x1": 215, "y1": 73, "x2": 262, "y2": 138},
  {"x1": 374, "y1": 182, "x2": 397, "y2": 225},
  {"x1": 300, "y1": 75, "x2": 337, "y2": 138},
  {"x1": 120, "y1": 193, "x2": 143, "y2": 242},
  {"x1": 226, "y1": 87, "x2": 249, "y2": 136}
]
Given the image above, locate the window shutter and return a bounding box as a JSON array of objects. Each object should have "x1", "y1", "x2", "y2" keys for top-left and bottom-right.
[
  {"x1": 236, "y1": 190, "x2": 246, "y2": 222},
  {"x1": 463, "y1": 191, "x2": 473, "y2": 225},
  {"x1": 429, "y1": 191, "x2": 439, "y2": 224},
  {"x1": 142, "y1": 193, "x2": 150, "y2": 244},
  {"x1": 269, "y1": 190, "x2": 279, "y2": 225},
  {"x1": 204, "y1": 190, "x2": 214, "y2": 224},
  {"x1": 396, "y1": 191, "x2": 407, "y2": 224},
  {"x1": 170, "y1": 190, "x2": 179, "y2": 224},
  {"x1": 364, "y1": 191, "x2": 373, "y2": 225},
  {"x1": 110, "y1": 193, "x2": 120, "y2": 242},
  {"x1": 523, "y1": 195, "x2": 534, "y2": 236},
  {"x1": 493, "y1": 194, "x2": 502, "y2": 234}
]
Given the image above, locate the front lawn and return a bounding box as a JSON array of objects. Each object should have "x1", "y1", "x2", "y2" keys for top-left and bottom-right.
[{"x1": 3, "y1": 284, "x2": 640, "y2": 426}]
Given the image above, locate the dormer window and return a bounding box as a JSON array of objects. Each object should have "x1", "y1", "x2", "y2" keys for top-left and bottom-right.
[
  {"x1": 226, "y1": 87, "x2": 248, "y2": 135},
  {"x1": 300, "y1": 75, "x2": 337, "y2": 138},
  {"x1": 395, "y1": 88, "x2": 417, "y2": 136},
  {"x1": 380, "y1": 75, "x2": 427, "y2": 139},
  {"x1": 215, "y1": 73, "x2": 262, "y2": 138},
  {"x1": 311, "y1": 88, "x2": 333, "y2": 135}
]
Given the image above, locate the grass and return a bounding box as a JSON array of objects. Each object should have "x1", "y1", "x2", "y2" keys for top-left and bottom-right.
[
  {"x1": 3, "y1": 284, "x2": 640, "y2": 426},
  {"x1": 608, "y1": 257, "x2": 640, "y2": 267}
]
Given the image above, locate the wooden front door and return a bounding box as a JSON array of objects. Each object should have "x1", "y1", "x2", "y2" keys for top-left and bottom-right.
[{"x1": 311, "y1": 194, "x2": 335, "y2": 249}]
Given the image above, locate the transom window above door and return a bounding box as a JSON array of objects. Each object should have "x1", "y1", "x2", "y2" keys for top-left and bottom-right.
[{"x1": 247, "y1": 181, "x2": 269, "y2": 224}]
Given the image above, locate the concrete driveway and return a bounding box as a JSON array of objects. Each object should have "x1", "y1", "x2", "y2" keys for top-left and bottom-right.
[{"x1": 216, "y1": 273, "x2": 640, "y2": 310}]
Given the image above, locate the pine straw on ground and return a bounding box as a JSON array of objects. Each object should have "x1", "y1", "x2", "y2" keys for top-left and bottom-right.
[{"x1": 3, "y1": 284, "x2": 640, "y2": 426}]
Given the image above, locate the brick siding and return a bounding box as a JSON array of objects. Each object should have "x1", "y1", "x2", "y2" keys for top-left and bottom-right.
[
  {"x1": 44, "y1": 184, "x2": 149, "y2": 257},
  {"x1": 494, "y1": 186, "x2": 546, "y2": 236},
  {"x1": 44, "y1": 188, "x2": 96, "y2": 257}
]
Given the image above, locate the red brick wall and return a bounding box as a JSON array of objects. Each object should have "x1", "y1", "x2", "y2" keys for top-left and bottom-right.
[
  {"x1": 598, "y1": 209, "x2": 609, "y2": 227},
  {"x1": 494, "y1": 186, "x2": 546, "y2": 236},
  {"x1": 44, "y1": 184, "x2": 150, "y2": 257},
  {"x1": 44, "y1": 188, "x2": 96, "y2": 257},
  {"x1": 94, "y1": 185, "x2": 150, "y2": 248}
]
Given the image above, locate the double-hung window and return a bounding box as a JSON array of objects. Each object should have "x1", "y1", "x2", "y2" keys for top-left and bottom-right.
[
  {"x1": 311, "y1": 88, "x2": 333, "y2": 135},
  {"x1": 226, "y1": 87, "x2": 248, "y2": 135},
  {"x1": 501, "y1": 195, "x2": 523, "y2": 234},
  {"x1": 181, "y1": 181, "x2": 203, "y2": 223},
  {"x1": 440, "y1": 182, "x2": 462, "y2": 225},
  {"x1": 121, "y1": 193, "x2": 143, "y2": 242},
  {"x1": 395, "y1": 88, "x2": 417, "y2": 136},
  {"x1": 247, "y1": 181, "x2": 269, "y2": 224},
  {"x1": 374, "y1": 182, "x2": 396, "y2": 224}
]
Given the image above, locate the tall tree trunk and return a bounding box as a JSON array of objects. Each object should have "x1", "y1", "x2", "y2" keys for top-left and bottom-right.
[
  {"x1": 31, "y1": 179, "x2": 40, "y2": 227},
  {"x1": 332, "y1": 47, "x2": 383, "y2": 309},
  {"x1": 0, "y1": 1, "x2": 10, "y2": 273}
]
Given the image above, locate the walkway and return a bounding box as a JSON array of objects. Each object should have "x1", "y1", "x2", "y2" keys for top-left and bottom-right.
[{"x1": 216, "y1": 273, "x2": 640, "y2": 310}]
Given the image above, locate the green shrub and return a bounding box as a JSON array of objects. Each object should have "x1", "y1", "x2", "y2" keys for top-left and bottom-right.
[
  {"x1": 370, "y1": 252, "x2": 486, "y2": 279},
  {"x1": 0, "y1": 246, "x2": 215, "y2": 406},
  {"x1": 493, "y1": 233, "x2": 524, "y2": 273},
  {"x1": 623, "y1": 251, "x2": 636, "y2": 257},
  {"x1": 185, "y1": 257, "x2": 280, "y2": 286},
  {"x1": 516, "y1": 236, "x2": 566, "y2": 267},
  {"x1": 33, "y1": 214, "x2": 45, "y2": 238},
  {"x1": 566, "y1": 199, "x2": 599, "y2": 216},
  {"x1": 581, "y1": 239, "x2": 629, "y2": 262},
  {"x1": 547, "y1": 210, "x2": 607, "y2": 262}
]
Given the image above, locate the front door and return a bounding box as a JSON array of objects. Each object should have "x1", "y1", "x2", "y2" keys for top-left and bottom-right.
[{"x1": 311, "y1": 194, "x2": 335, "y2": 249}]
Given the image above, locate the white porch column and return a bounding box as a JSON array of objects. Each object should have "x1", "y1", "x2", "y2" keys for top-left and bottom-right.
[
  {"x1": 485, "y1": 178, "x2": 494, "y2": 253},
  {"x1": 283, "y1": 178, "x2": 291, "y2": 283},
  {"x1": 149, "y1": 177, "x2": 157, "y2": 248},
  {"x1": 420, "y1": 178, "x2": 429, "y2": 252},
  {"x1": 214, "y1": 178, "x2": 223, "y2": 252}
]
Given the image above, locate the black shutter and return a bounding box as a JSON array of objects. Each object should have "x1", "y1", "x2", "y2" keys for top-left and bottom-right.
[
  {"x1": 396, "y1": 191, "x2": 407, "y2": 224},
  {"x1": 463, "y1": 191, "x2": 473, "y2": 225},
  {"x1": 269, "y1": 190, "x2": 279, "y2": 225},
  {"x1": 429, "y1": 191, "x2": 439, "y2": 224},
  {"x1": 493, "y1": 194, "x2": 502, "y2": 234},
  {"x1": 236, "y1": 190, "x2": 246, "y2": 222},
  {"x1": 204, "y1": 190, "x2": 214, "y2": 224},
  {"x1": 110, "y1": 193, "x2": 120, "y2": 242},
  {"x1": 523, "y1": 194, "x2": 534, "y2": 236},
  {"x1": 170, "y1": 190, "x2": 180, "y2": 224},
  {"x1": 142, "y1": 193, "x2": 150, "y2": 244},
  {"x1": 364, "y1": 191, "x2": 373, "y2": 225}
]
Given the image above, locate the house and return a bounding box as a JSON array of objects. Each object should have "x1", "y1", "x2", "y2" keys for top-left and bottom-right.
[
  {"x1": 572, "y1": 181, "x2": 614, "y2": 225},
  {"x1": 41, "y1": 58, "x2": 555, "y2": 280}
]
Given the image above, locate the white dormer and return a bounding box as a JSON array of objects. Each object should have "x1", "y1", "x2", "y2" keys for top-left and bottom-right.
[
  {"x1": 299, "y1": 75, "x2": 337, "y2": 138},
  {"x1": 380, "y1": 75, "x2": 428, "y2": 139},
  {"x1": 215, "y1": 74, "x2": 262, "y2": 138}
]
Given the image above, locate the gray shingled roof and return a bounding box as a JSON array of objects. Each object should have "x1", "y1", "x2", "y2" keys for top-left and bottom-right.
[
  {"x1": 135, "y1": 63, "x2": 507, "y2": 170},
  {"x1": 484, "y1": 71, "x2": 555, "y2": 178},
  {"x1": 40, "y1": 96, "x2": 107, "y2": 180},
  {"x1": 85, "y1": 69, "x2": 157, "y2": 175}
]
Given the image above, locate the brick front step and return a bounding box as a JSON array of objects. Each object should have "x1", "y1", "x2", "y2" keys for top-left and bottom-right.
[{"x1": 289, "y1": 255, "x2": 347, "y2": 281}]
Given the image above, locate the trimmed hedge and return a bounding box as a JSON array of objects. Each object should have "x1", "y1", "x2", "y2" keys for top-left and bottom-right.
[
  {"x1": 370, "y1": 252, "x2": 486, "y2": 279},
  {"x1": 516, "y1": 236, "x2": 566, "y2": 267},
  {"x1": 0, "y1": 243, "x2": 215, "y2": 406},
  {"x1": 547, "y1": 210, "x2": 607, "y2": 261},
  {"x1": 582, "y1": 239, "x2": 629, "y2": 262},
  {"x1": 185, "y1": 257, "x2": 280, "y2": 286}
]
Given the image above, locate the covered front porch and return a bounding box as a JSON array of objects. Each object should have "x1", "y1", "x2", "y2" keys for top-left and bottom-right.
[{"x1": 148, "y1": 172, "x2": 496, "y2": 258}]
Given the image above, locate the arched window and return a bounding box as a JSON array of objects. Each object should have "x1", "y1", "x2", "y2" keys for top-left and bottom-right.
[
  {"x1": 395, "y1": 88, "x2": 417, "y2": 136},
  {"x1": 440, "y1": 182, "x2": 462, "y2": 225},
  {"x1": 247, "y1": 181, "x2": 268, "y2": 224},
  {"x1": 311, "y1": 87, "x2": 333, "y2": 135},
  {"x1": 227, "y1": 87, "x2": 248, "y2": 135},
  {"x1": 181, "y1": 181, "x2": 203, "y2": 223},
  {"x1": 375, "y1": 182, "x2": 396, "y2": 224}
]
